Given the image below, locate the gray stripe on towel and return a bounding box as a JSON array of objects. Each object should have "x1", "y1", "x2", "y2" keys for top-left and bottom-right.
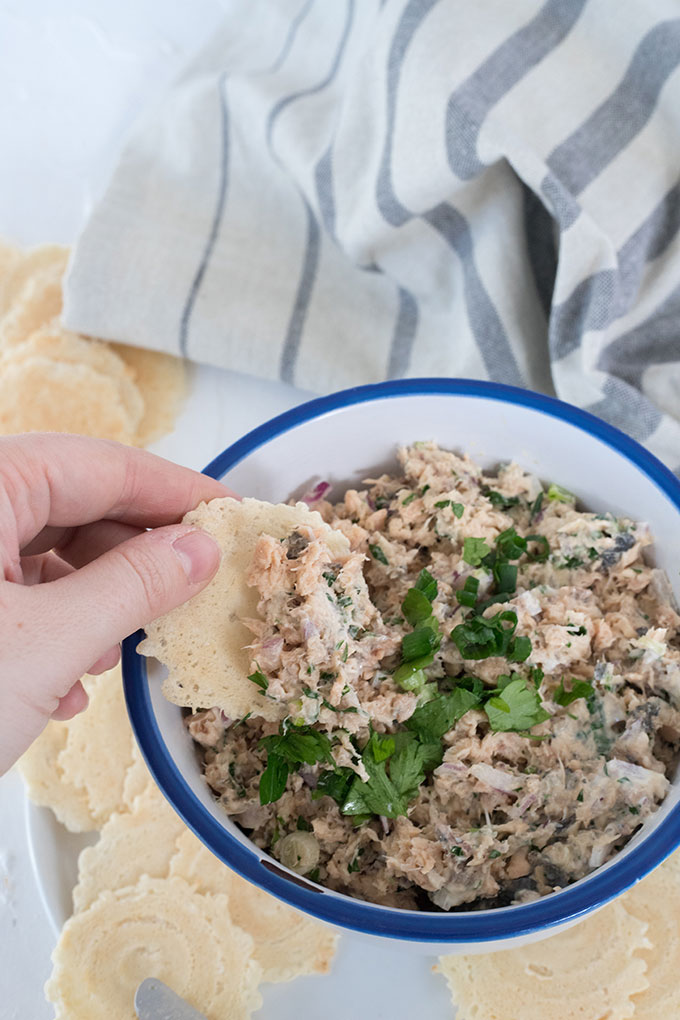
[
  {"x1": 547, "y1": 20, "x2": 680, "y2": 196},
  {"x1": 446, "y1": 0, "x2": 586, "y2": 181},
  {"x1": 179, "y1": 73, "x2": 230, "y2": 357}
]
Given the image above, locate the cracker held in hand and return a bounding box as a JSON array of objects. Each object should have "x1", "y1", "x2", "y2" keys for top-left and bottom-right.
[
  {"x1": 45, "y1": 876, "x2": 262, "y2": 1020},
  {"x1": 138, "y1": 497, "x2": 350, "y2": 721}
]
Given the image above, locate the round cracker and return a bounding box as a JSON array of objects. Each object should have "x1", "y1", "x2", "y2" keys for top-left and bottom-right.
[
  {"x1": 622, "y1": 854, "x2": 680, "y2": 1018},
  {"x1": 436, "y1": 900, "x2": 650, "y2": 1020},
  {"x1": 15, "y1": 719, "x2": 96, "y2": 833},
  {"x1": 45, "y1": 875, "x2": 262, "y2": 1020},
  {"x1": 56, "y1": 666, "x2": 138, "y2": 829},
  {"x1": 0, "y1": 244, "x2": 68, "y2": 320},
  {"x1": 2, "y1": 324, "x2": 144, "y2": 427},
  {"x1": 170, "y1": 829, "x2": 338, "y2": 983},
  {"x1": 138, "y1": 497, "x2": 351, "y2": 721},
  {"x1": 0, "y1": 356, "x2": 140, "y2": 444},
  {"x1": 73, "y1": 784, "x2": 185, "y2": 913},
  {"x1": 0, "y1": 250, "x2": 68, "y2": 348},
  {"x1": 110, "y1": 342, "x2": 188, "y2": 446}
]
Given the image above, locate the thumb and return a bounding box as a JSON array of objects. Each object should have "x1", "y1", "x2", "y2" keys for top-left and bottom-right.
[{"x1": 31, "y1": 524, "x2": 221, "y2": 678}]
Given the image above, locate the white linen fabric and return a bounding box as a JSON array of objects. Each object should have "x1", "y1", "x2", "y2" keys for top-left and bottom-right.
[{"x1": 64, "y1": 0, "x2": 680, "y2": 470}]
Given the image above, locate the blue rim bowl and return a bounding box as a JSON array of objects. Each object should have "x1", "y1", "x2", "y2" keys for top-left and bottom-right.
[{"x1": 123, "y1": 378, "x2": 680, "y2": 945}]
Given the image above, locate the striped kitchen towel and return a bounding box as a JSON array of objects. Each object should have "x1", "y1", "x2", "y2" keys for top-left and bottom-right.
[{"x1": 64, "y1": 0, "x2": 680, "y2": 470}]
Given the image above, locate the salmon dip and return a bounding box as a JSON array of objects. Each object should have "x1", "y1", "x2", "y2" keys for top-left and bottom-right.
[{"x1": 186, "y1": 443, "x2": 680, "y2": 911}]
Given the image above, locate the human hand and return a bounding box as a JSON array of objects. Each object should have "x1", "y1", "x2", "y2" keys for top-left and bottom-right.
[{"x1": 0, "y1": 433, "x2": 230, "y2": 774}]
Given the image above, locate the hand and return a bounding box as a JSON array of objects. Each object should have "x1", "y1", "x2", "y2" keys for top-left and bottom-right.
[{"x1": 0, "y1": 433, "x2": 230, "y2": 773}]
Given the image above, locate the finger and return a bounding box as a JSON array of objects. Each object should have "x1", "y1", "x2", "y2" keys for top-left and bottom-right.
[
  {"x1": 23, "y1": 523, "x2": 221, "y2": 679},
  {"x1": 86, "y1": 645, "x2": 121, "y2": 675},
  {"x1": 23, "y1": 520, "x2": 141, "y2": 565},
  {"x1": 1, "y1": 433, "x2": 233, "y2": 550},
  {"x1": 51, "y1": 680, "x2": 89, "y2": 721},
  {"x1": 20, "y1": 551, "x2": 75, "y2": 586}
]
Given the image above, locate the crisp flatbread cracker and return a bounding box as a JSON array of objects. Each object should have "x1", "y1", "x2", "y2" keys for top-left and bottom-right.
[
  {"x1": 436, "y1": 899, "x2": 650, "y2": 1020},
  {"x1": 45, "y1": 875, "x2": 262, "y2": 1020},
  {"x1": 2, "y1": 325, "x2": 144, "y2": 425},
  {"x1": 0, "y1": 356, "x2": 141, "y2": 443},
  {"x1": 622, "y1": 853, "x2": 680, "y2": 1019},
  {"x1": 15, "y1": 717, "x2": 96, "y2": 833},
  {"x1": 72, "y1": 784, "x2": 185, "y2": 913},
  {"x1": 110, "y1": 342, "x2": 188, "y2": 447},
  {"x1": 56, "y1": 667, "x2": 138, "y2": 829},
  {"x1": 170, "y1": 828, "x2": 338, "y2": 983},
  {"x1": 138, "y1": 497, "x2": 351, "y2": 721},
  {"x1": 18, "y1": 667, "x2": 137, "y2": 832},
  {"x1": 0, "y1": 243, "x2": 67, "y2": 319}
]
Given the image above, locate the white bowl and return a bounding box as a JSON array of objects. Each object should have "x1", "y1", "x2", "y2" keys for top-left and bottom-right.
[{"x1": 123, "y1": 379, "x2": 680, "y2": 953}]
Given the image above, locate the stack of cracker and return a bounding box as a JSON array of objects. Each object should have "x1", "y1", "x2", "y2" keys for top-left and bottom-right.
[
  {"x1": 0, "y1": 242, "x2": 186, "y2": 446},
  {"x1": 18, "y1": 667, "x2": 338, "y2": 1019}
]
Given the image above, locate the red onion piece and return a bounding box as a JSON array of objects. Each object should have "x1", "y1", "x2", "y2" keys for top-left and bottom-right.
[{"x1": 301, "y1": 480, "x2": 331, "y2": 505}]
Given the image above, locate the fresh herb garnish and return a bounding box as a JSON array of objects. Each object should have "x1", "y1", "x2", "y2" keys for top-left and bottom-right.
[
  {"x1": 483, "y1": 488, "x2": 520, "y2": 510},
  {"x1": 566, "y1": 625, "x2": 587, "y2": 636},
  {"x1": 457, "y1": 575, "x2": 480, "y2": 608},
  {"x1": 259, "y1": 724, "x2": 334, "y2": 805},
  {"x1": 529, "y1": 491, "x2": 544, "y2": 521},
  {"x1": 369, "y1": 543, "x2": 388, "y2": 565},
  {"x1": 463, "y1": 537, "x2": 491, "y2": 566},
  {"x1": 342, "y1": 732, "x2": 431, "y2": 820},
  {"x1": 248, "y1": 670, "x2": 268, "y2": 692},
  {"x1": 311, "y1": 767, "x2": 355, "y2": 805},
  {"x1": 451, "y1": 609, "x2": 529, "y2": 662},
  {"x1": 553, "y1": 678, "x2": 594, "y2": 706},
  {"x1": 402, "y1": 492, "x2": 417, "y2": 506},
  {"x1": 406, "y1": 687, "x2": 481, "y2": 742},
  {"x1": 525, "y1": 534, "x2": 550, "y2": 562},
  {"x1": 484, "y1": 678, "x2": 550, "y2": 733},
  {"x1": 547, "y1": 482, "x2": 575, "y2": 503}
]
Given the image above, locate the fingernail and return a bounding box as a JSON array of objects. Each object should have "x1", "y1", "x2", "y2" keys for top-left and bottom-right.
[{"x1": 172, "y1": 530, "x2": 220, "y2": 584}]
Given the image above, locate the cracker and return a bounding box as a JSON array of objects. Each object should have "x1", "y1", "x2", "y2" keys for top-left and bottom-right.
[
  {"x1": 3, "y1": 324, "x2": 145, "y2": 425},
  {"x1": 0, "y1": 243, "x2": 67, "y2": 319},
  {"x1": 0, "y1": 249, "x2": 68, "y2": 348},
  {"x1": 15, "y1": 717, "x2": 96, "y2": 833},
  {"x1": 55, "y1": 666, "x2": 137, "y2": 829},
  {"x1": 110, "y1": 343, "x2": 188, "y2": 446},
  {"x1": 0, "y1": 356, "x2": 140, "y2": 444},
  {"x1": 138, "y1": 497, "x2": 350, "y2": 721},
  {"x1": 121, "y1": 740, "x2": 156, "y2": 810},
  {"x1": 170, "y1": 828, "x2": 338, "y2": 983},
  {"x1": 17, "y1": 667, "x2": 137, "y2": 833},
  {"x1": 73, "y1": 784, "x2": 185, "y2": 913},
  {"x1": 622, "y1": 853, "x2": 680, "y2": 1018},
  {"x1": 436, "y1": 900, "x2": 650, "y2": 1020},
  {"x1": 45, "y1": 875, "x2": 262, "y2": 1020}
]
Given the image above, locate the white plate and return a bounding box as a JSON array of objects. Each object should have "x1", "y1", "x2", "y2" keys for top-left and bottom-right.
[{"x1": 25, "y1": 799, "x2": 453, "y2": 1019}]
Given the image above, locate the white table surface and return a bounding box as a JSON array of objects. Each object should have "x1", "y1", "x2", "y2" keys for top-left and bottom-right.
[{"x1": 0, "y1": 3, "x2": 320, "y2": 1016}]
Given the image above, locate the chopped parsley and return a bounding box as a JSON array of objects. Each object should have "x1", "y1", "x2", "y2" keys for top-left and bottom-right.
[
  {"x1": 369, "y1": 543, "x2": 388, "y2": 565},
  {"x1": 248, "y1": 670, "x2": 268, "y2": 692},
  {"x1": 529, "y1": 491, "x2": 544, "y2": 521},
  {"x1": 483, "y1": 488, "x2": 520, "y2": 510},
  {"x1": 566, "y1": 624, "x2": 587, "y2": 636},
  {"x1": 402, "y1": 492, "x2": 417, "y2": 506},
  {"x1": 463, "y1": 537, "x2": 491, "y2": 566},
  {"x1": 451, "y1": 609, "x2": 530, "y2": 662},
  {"x1": 484, "y1": 677, "x2": 550, "y2": 733},
  {"x1": 259, "y1": 724, "x2": 334, "y2": 805}
]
